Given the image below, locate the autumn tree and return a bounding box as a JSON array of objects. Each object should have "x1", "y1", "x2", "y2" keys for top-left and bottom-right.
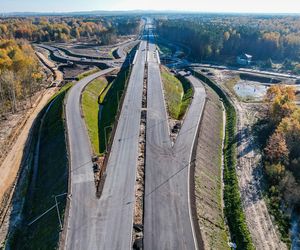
[
  {"x1": 264, "y1": 131, "x2": 289, "y2": 164},
  {"x1": 265, "y1": 85, "x2": 296, "y2": 126},
  {"x1": 0, "y1": 39, "x2": 41, "y2": 114}
]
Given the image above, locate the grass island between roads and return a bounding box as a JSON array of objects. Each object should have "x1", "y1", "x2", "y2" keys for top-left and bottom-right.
[{"x1": 161, "y1": 66, "x2": 193, "y2": 120}]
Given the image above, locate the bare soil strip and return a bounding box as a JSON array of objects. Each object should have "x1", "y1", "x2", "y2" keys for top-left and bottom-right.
[
  {"x1": 132, "y1": 61, "x2": 147, "y2": 249},
  {"x1": 0, "y1": 86, "x2": 58, "y2": 245}
]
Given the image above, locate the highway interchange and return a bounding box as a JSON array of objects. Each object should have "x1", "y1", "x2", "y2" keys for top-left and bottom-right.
[
  {"x1": 58, "y1": 17, "x2": 208, "y2": 249},
  {"x1": 39, "y1": 16, "x2": 300, "y2": 250},
  {"x1": 29, "y1": 16, "x2": 300, "y2": 250}
]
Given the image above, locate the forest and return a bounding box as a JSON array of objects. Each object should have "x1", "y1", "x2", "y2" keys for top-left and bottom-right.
[
  {"x1": 0, "y1": 16, "x2": 141, "y2": 44},
  {"x1": 0, "y1": 39, "x2": 42, "y2": 116},
  {"x1": 0, "y1": 16, "x2": 140, "y2": 117},
  {"x1": 156, "y1": 15, "x2": 300, "y2": 71},
  {"x1": 256, "y1": 85, "x2": 300, "y2": 242}
]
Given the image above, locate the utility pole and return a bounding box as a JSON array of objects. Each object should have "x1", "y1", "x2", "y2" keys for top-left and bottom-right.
[{"x1": 54, "y1": 192, "x2": 67, "y2": 230}]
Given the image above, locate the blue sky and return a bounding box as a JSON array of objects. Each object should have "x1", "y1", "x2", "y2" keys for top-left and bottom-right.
[{"x1": 1, "y1": 0, "x2": 300, "y2": 13}]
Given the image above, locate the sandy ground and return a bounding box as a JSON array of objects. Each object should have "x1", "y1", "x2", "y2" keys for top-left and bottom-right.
[
  {"x1": 236, "y1": 102, "x2": 287, "y2": 250},
  {"x1": 204, "y1": 68, "x2": 287, "y2": 249},
  {"x1": 0, "y1": 86, "x2": 58, "y2": 213}
]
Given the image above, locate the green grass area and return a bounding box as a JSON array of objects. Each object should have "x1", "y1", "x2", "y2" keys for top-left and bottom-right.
[
  {"x1": 177, "y1": 74, "x2": 194, "y2": 119},
  {"x1": 157, "y1": 42, "x2": 173, "y2": 56},
  {"x1": 98, "y1": 66, "x2": 131, "y2": 153},
  {"x1": 99, "y1": 81, "x2": 113, "y2": 104},
  {"x1": 77, "y1": 67, "x2": 100, "y2": 80},
  {"x1": 161, "y1": 67, "x2": 193, "y2": 120},
  {"x1": 265, "y1": 193, "x2": 291, "y2": 246},
  {"x1": 82, "y1": 77, "x2": 108, "y2": 155},
  {"x1": 191, "y1": 69, "x2": 254, "y2": 250},
  {"x1": 9, "y1": 84, "x2": 72, "y2": 249}
]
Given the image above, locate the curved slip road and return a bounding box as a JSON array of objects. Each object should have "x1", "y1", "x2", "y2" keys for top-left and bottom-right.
[
  {"x1": 65, "y1": 40, "x2": 147, "y2": 249},
  {"x1": 143, "y1": 22, "x2": 206, "y2": 250},
  {"x1": 37, "y1": 44, "x2": 114, "y2": 68}
]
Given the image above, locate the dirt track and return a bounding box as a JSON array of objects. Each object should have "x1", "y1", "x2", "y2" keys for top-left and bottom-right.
[
  {"x1": 236, "y1": 102, "x2": 287, "y2": 250},
  {"x1": 0, "y1": 87, "x2": 58, "y2": 213}
]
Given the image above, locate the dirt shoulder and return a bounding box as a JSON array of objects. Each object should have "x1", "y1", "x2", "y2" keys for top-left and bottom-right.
[{"x1": 194, "y1": 84, "x2": 229, "y2": 249}]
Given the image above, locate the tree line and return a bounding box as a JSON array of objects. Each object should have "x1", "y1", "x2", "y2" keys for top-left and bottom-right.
[
  {"x1": 0, "y1": 16, "x2": 141, "y2": 44},
  {"x1": 156, "y1": 15, "x2": 300, "y2": 70}
]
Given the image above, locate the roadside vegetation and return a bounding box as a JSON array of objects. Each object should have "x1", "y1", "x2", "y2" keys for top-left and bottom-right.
[
  {"x1": 82, "y1": 77, "x2": 108, "y2": 155},
  {"x1": 98, "y1": 66, "x2": 131, "y2": 153},
  {"x1": 157, "y1": 41, "x2": 174, "y2": 57},
  {"x1": 254, "y1": 85, "x2": 300, "y2": 246},
  {"x1": 161, "y1": 67, "x2": 193, "y2": 120},
  {"x1": 76, "y1": 67, "x2": 100, "y2": 80},
  {"x1": 192, "y1": 69, "x2": 254, "y2": 249},
  {"x1": 8, "y1": 83, "x2": 72, "y2": 249}
]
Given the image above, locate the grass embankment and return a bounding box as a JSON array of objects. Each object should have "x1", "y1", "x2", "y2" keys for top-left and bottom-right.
[
  {"x1": 9, "y1": 83, "x2": 72, "y2": 249},
  {"x1": 98, "y1": 66, "x2": 131, "y2": 153},
  {"x1": 82, "y1": 77, "x2": 109, "y2": 155},
  {"x1": 161, "y1": 67, "x2": 193, "y2": 120},
  {"x1": 157, "y1": 42, "x2": 174, "y2": 56},
  {"x1": 81, "y1": 45, "x2": 137, "y2": 155},
  {"x1": 81, "y1": 66, "x2": 130, "y2": 155},
  {"x1": 191, "y1": 70, "x2": 254, "y2": 250},
  {"x1": 194, "y1": 85, "x2": 229, "y2": 249},
  {"x1": 77, "y1": 67, "x2": 100, "y2": 80}
]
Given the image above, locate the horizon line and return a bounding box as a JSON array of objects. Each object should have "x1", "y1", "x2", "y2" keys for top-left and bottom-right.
[{"x1": 1, "y1": 9, "x2": 300, "y2": 15}]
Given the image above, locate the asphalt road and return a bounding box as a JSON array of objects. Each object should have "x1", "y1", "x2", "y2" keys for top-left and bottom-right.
[
  {"x1": 115, "y1": 40, "x2": 140, "y2": 59},
  {"x1": 65, "y1": 40, "x2": 147, "y2": 249},
  {"x1": 143, "y1": 21, "x2": 206, "y2": 250},
  {"x1": 37, "y1": 44, "x2": 115, "y2": 68},
  {"x1": 64, "y1": 68, "x2": 115, "y2": 249}
]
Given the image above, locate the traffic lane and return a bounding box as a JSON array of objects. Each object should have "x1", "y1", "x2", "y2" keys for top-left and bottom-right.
[
  {"x1": 89, "y1": 41, "x2": 146, "y2": 249},
  {"x1": 147, "y1": 62, "x2": 171, "y2": 147},
  {"x1": 144, "y1": 44, "x2": 196, "y2": 249},
  {"x1": 144, "y1": 73, "x2": 205, "y2": 250},
  {"x1": 144, "y1": 154, "x2": 196, "y2": 250},
  {"x1": 173, "y1": 74, "x2": 206, "y2": 160},
  {"x1": 37, "y1": 44, "x2": 111, "y2": 67},
  {"x1": 64, "y1": 69, "x2": 116, "y2": 250}
]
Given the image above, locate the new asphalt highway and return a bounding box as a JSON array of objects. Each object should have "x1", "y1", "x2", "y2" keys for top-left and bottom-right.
[
  {"x1": 64, "y1": 18, "x2": 206, "y2": 250},
  {"x1": 65, "y1": 39, "x2": 146, "y2": 249},
  {"x1": 143, "y1": 21, "x2": 206, "y2": 250}
]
